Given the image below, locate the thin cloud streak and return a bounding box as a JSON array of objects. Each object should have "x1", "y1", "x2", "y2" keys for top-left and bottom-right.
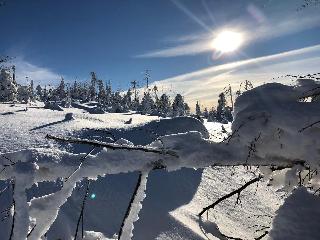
[
  {"x1": 136, "y1": 14, "x2": 320, "y2": 58},
  {"x1": 148, "y1": 44, "x2": 320, "y2": 109}
]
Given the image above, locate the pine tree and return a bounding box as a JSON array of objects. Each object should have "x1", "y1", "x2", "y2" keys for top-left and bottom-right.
[
  {"x1": 89, "y1": 72, "x2": 97, "y2": 101},
  {"x1": 112, "y1": 90, "x2": 123, "y2": 112},
  {"x1": 29, "y1": 79, "x2": 35, "y2": 101},
  {"x1": 105, "y1": 81, "x2": 113, "y2": 107},
  {"x1": 130, "y1": 80, "x2": 139, "y2": 111},
  {"x1": 0, "y1": 69, "x2": 17, "y2": 102},
  {"x1": 43, "y1": 86, "x2": 48, "y2": 102},
  {"x1": 196, "y1": 101, "x2": 201, "y2": 116},
  {"x1": 97, "y1": 80, "x2": 106, "y2": 104},
  {"x1": 203, "y1": 107, "x2": 209, "y2": 119},
  {"x1": 71, "y1": 81, "x2": 80, "y2": 100},
  {"x1": 184, "y1": 102, "x2": 190, "y2": 116},
  {"x1": 216, "y1": 92, "x2": 233, "y2": 123},
  {"x1": 36, "y1": 85, "x2": 43, "y2": 101},
  {"x1": 139, "y1": 91, "x2": 154, "y2": 115},
  {"x1": 122, "y1": 88, "x2": 132, "y2": 111},
  {"x1": 158, "y1": 93, "x2": 171, "y2": 117},
  {"x1": 172, "y1": 94, "x2": 186, "y2": 117},
  {"x1": 17, "y1": 85, "x2": 30, "y2": 103},
  {"x1": 216, "y1": 92, "x2": 227, "y2": 122},
  {"x1": 207, "y1": 108, "x2": 217, "y2": 122},
  {"x1": 56, "y1": 77, "x2": 66, "y2": 100}
]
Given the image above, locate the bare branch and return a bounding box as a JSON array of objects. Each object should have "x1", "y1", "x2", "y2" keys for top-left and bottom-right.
[
  {"x1": 64, "y1": 146, "x2": 96, "y2": 182},
  {"x1": 118, "y1": 172, "x2": 142, "y2": 240},
  {"x1": 27, "y1": 225, "x2": 36, "y2": 238},
  {"x1": 199, "y1": 175, "x2": 263, "y2": 217},
  {"x1": 9, "y1": 180, "x2": 15, "y2": 240},
  {"x1": 255, "y1": 231, "x2": 269, "y2": 240},
  {"x1": 299, "y1": 120, "x2": 320, "y2": 132},
  {"x1": 74, "y1": 179, "x2": 90, "y2": 240},
  {"x1": 46, "y1": 134, "x2": 178, "y2": 158}
]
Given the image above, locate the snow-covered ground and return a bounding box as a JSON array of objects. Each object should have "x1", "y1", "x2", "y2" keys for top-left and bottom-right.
[{"x1": 0, "y1": 103, "x2": 287, "y2": 240}]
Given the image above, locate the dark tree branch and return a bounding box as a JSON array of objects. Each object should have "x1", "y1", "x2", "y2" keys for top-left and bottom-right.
[
  {"x1": 255, "y1": 231, "x2": 269, "y2": 240},
  {"x1": 9, "y1": 180, "x2": 15, "y2": 240},
  {"x1": 118, "y1": 172, "x2": 143, "y2": 240},
  {"x1": 46, "y1": 134, "x2": 178, "y2": 158},
  {"x1": 27, "y1": 224, "x2": 36, "y2": 238},
  {"x1": 199, "y1": 175, "x2": 263, "y2": 217},
  {"x1": 74, "y1": 179, "x2": 90, "y2": 240},
  {"x1": 299, "y1": 120, "x2": 320, "y2": 132}
]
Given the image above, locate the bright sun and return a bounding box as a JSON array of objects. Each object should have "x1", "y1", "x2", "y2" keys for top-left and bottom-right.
[{"x1": 211, "y1": 30, "x2": 244, "y2": 53}]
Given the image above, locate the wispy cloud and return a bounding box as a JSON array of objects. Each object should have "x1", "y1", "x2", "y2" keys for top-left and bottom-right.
[
  {"x1": 8, "y1": 57, "x2": 62, "y2": 86},
  {"x1": 148, "y1": 44, "x2": 320, "y2": 109},
  {"x1": 136, "y1": 12, "x2": 320, "y2": 58}
]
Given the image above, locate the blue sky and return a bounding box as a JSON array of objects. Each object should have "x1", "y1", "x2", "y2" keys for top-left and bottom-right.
[{"x1": 1, "y1": 0, "x2": 320, "y2": 106}]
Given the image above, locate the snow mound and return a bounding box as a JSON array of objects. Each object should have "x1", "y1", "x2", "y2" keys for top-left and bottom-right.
[{"x1": 269, "y1": 187, "x2": 320, "y2": 240}]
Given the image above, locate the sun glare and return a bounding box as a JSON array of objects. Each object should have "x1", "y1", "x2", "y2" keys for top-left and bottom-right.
[{"x1": 211, "y1": 30, "x2": 244, "y2": 53}]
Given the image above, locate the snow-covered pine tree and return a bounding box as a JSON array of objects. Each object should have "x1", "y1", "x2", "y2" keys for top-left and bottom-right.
[
  {"x1": 71, "y1": 81, "x2": 80, "y2": 100},
  {"x1": 56, "y1": 77, "x2": 66, "y2": 101},
  {"x1": 89, "y1": 72, "x2": 97, "y2": 101},
  {"x1": 158, "y1": 93, "x2": 171, "y2": 117},
  {"x1": 130, "y1": 80, "x2": 139, "y2": 111},
  {"x1": 105, "y1": 81, "x2": 113, "y2": 107},
  {"x1": 29, "y1": 79, "x2": 35, "y2": 101},
  {"x1": 112, "y1": 90, "x2": 123, "y2": 112},
  {"x1": 216, "y1": 92, "x2": 227, "y2": 123},
  {"x1": 97, "y1": 80, "x2": 106, "y2": 105},
  {"x1": 195, "y1": 101, "x2": 201, "y2": 116},
  {"x1": 216, "y1": 92, "x2": 233, "y2": 123},
  {"x1": 122, "y1": 88, "x2": 132, "y2": 111},
  {"x1": 184, "y1": 102, "x2": 190, "y2": 115},
  {"x1": 43, "y1": 86, "x2": 48, "y2": 102},
  {"x1": 139, "y1": 91, "x2": 154, "y2": 115},
  {"x1": 203, "y1": 107, "x2": 209, "y2": 119},
  {"x1": 36, "y1": 85, "x2": 43, "y2": 101},
  {"x1": 207, "y1": 107, "x2": 217, "y2": 122},
  {"x1": 172, "y1": 94, "x2": 186, "y2": 117},
  {"x1": 80, "y1": 83, "x2": 89, "y2": 102},
  {"x1": 17, "y1": 85, "x2": 30, "y2": 103},
  {"x1": 0, "y1": 68, "x2": 17, "y2": 102}
]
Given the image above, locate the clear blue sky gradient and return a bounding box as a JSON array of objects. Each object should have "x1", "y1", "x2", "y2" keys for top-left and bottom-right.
[{"x1": 1, "y1": 0, "x2": 320, "y2": 89}]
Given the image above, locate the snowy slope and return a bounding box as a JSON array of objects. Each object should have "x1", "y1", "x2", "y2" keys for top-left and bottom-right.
[{"x1": 0, "y1": 104, "x2": 286, "y2": 240}]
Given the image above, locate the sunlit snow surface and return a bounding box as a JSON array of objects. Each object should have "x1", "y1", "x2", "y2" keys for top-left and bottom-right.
[{"x1": 0, "y1": 103, "x2": 285, "y2": 240}]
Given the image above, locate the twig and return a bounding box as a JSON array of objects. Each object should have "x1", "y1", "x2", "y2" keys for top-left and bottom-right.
[
  {"x1": 64, "y1": 146, "x2": 96, "y2": 182},
  {"x1": 255, "y1": 231, "x2": 269, "y2": 240},
  {"x1": 299, "y1": 120, "x2": 320, "y2": 132},
  {"x1": 246, "y1": 133, "x2": 261, "y2": 164},
  {"x1": 118, "y1": 172, "x2": 142, "y2": 240},
  {"x1": 9, "y1": 180, "x2": 15, "y2": 240},
  {"x1": 46, "y1": 134, "x2": 178, "y2": 158},
  {"x1": 27, "y1": 224, "x2": 36, "y2": 238},
  {"x1": 74, "y1": 179, "x2": 90, "y2": 240},
  {"x1": 199, "y1": 175, "x2": 263, "y2": 216}
]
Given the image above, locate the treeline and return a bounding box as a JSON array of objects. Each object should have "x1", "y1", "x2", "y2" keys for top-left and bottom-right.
[
  {"x1": 0, "y1": 69, "x2": 191, "y2": 117},
  {"x1": 194, "y1": 81, "x2": 254, "y2": 123}
]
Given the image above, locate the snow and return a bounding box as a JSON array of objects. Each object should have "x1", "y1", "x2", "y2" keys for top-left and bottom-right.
[
  {"x1": 0, "y1": 80, "x2": 319, "y2": 239},
  {"x1": 269, "y1": 187, "x2": 320, "y2": 240}
]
